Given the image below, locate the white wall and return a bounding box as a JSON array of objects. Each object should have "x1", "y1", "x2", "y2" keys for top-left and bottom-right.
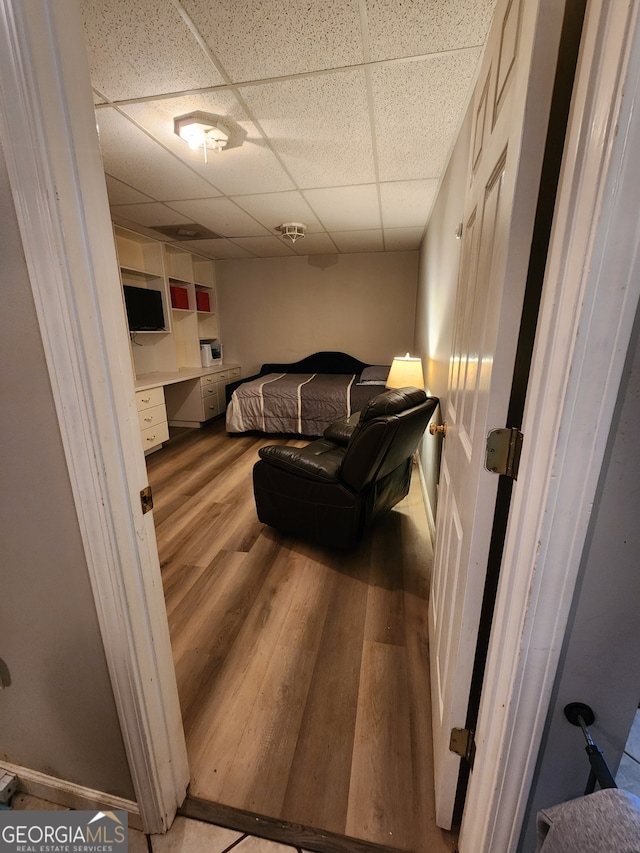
[
  {"x1": 414, "y1": 108, "x2": 472, "y2": 521},
  {"x1": 415, "y1": 108, "x2": 472, "y2": 403},
  {"x1": 0, "y1": 134, "x2": 134, "y2": 799},
  {"x1": 216, "y1": 251, "x2": 419, "y2": 376}
]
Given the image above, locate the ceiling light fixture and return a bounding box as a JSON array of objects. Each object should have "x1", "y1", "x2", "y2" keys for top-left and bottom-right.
[
  {"x1": 276, "y1": 222, "x2": 307, "y2": 244},
  {"x1": 174, "y1": 112, "x2": 230, "y2": 163}
]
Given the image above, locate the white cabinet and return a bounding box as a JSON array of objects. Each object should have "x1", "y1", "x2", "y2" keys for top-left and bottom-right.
[
  {"x1": 200, "y1": 367, "x2": 240, "y2": 411},
  {"x1": 200, "y1": 375, "x2": 222, "y2": 421},
  {"x1": 135, "y1": 387, "x2": 169, "y2": 454},
  {"x1": 163, "y1": 365, "x2": 241, "y2": 428},
  {"x1": 115, "y1": 226, "x2": 240, "y2": 447}
]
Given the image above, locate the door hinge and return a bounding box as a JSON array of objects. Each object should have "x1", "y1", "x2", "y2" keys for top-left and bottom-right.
[
  {"x1": 485, "y1": 427, "x2": 524, "y2": 479},
  {"x1": 450, "y1": 727, "x2": 476, "y2": 765},
  {"x1": 140, "y1": 485, "x2": 154, "y2": 515}
]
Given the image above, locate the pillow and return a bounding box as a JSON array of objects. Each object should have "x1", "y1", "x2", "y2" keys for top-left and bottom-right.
[{"x1": 357, "y1": 364, "x2": 390, "y2": 385}]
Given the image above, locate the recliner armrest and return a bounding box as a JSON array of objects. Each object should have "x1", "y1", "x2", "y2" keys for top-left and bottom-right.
[
  {"x1": 323, "y1": 411, "x2": 360, "y2": 445},
  {"x1": 258, "y1": 439, "x2": 345, "y2": 482}
]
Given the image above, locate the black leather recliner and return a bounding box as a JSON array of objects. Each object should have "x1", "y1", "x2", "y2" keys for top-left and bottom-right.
[{"x1": 252, "y1": 387, "x2": 439, "y2": 549}]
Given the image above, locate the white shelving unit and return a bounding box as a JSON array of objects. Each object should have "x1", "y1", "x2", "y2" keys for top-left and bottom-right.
[
  {"x1": 114, "y1": 226, "x2": 219, "y2": 378},
  {"x1": 113, "y1": 226, "x2": 238, "y2": 452}
]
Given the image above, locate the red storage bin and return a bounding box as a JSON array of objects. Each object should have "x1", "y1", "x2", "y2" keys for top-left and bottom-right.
[
  {"x1": 170, "y1": 285, "x2": 189, "y2": 309},
  {"x1": 196, "y1": 290, "x2": 211, "y2": 312}
]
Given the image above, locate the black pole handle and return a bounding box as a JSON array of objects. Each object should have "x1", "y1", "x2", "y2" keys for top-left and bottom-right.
[
  {"x1": 586, "y1": 743, "x2": 617, "y2": 791},
  {"x1": 564, "y1": 702, "x2": 618, "y2": 794}
]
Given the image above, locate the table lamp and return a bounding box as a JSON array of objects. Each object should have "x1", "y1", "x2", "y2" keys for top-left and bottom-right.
[{"x1": 386, "y1": 353, "x2": 425, "y2": 390}]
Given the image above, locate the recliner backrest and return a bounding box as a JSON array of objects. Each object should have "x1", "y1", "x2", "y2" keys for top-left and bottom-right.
[
  {"x1": 340, "y1": 387, "x2": 438, "y2": 491},
  {"x1": 355, "y1": 387, "x2": 427, "y2": 428}
]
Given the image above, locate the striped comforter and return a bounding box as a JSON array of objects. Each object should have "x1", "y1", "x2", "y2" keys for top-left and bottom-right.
[{"x1": 226, "y1": 372, "x2": 379, "y2": 436}]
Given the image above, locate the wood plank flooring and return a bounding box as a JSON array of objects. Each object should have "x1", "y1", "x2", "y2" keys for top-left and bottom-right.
[{"x1": 146, "y1": 419, "x2": 457, "y2": 853}]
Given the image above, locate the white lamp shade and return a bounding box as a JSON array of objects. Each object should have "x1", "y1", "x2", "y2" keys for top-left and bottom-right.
[{"x1": 386, "y1": 353, "x2": 424, "y2": 390}]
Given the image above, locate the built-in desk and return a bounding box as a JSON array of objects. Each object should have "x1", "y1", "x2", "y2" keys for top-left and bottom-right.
[{"x1": 134, "y1": 363, "x2": 241, "y2": 453}]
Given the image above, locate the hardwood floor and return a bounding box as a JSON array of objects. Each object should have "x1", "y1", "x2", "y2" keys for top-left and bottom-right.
[{"x1": 146, "y1": 419, "x2": 457, "y2": 853}]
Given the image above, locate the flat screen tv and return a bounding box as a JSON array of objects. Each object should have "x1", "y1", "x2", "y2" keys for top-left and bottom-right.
[{"x1": 123, "y1": 285, "x2": 165, "y2": 331}]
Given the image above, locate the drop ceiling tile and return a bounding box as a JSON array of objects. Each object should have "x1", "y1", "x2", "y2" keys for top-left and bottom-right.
[
  {"x1": 302, "y1": 185, "x2": 381, "y2": 231},
  {"x1": 228, "y1": 236, "x2": 298, "y2": 257},
  {"x1": 241, "y1": 71, "x2": 375, "y2": 188},
  {"x1": 121, "y1": 94, "x2": 295, "y2": 196},
  {"x1": 290, "y1": 233, "x2": 339, "y2": 255},
  {"x1": 96, "y1": 108, "x2": 221, "y2": 201},
  {"x1": 384, "y1": 227, "x2": 425, "y2": 251},
  {"x1": 181, "y1": 0, "x2": 363, "y2": 82},
  {"x1": 104, "y1": 175, "x2": 154, "y2": 205},
  {"x1": 331, "y1": 230, "x2": 385, "y2": 253},
  {"x1": 371, "y1": 52, "x2": 481, "y2": 182},
  {"x1": 365, "y1": 0, "x2": 496, "y2": 61},
  {"x1": 233, "y1": 192, "x2": 322, "y2": 233},
  {"x1": 80, "y1": 0, "x2": 224, "y2": 101},
  {"x1": 177, "y1": 239, "x2": 254, "y2": 259},
  {"x1": 81, "y1": 0, "x2": 496, "y2": 261},
  {"x1": 109, "y1": 203, "x2": 194, "y2": 228},
  {"x1": 380, "y1": 180, "x2": 438, "y2": 229},
  {"x1": 167, "y1": 198, "x2": 271, "y2": 238}
]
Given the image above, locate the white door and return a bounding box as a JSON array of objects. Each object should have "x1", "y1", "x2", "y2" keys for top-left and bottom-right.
[{"x1": 429, "y1": 0, "x2": 567, "y2": 828}]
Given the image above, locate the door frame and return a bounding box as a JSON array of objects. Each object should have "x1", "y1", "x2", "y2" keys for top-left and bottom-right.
[
  {"x1": 4, "y1": 0, "x2": 640, "y2": 846},
  {"x1": 0, "y1": 0, "x2": 189, "y2": 833},
  {"x1": 459, "y1": 1, "x2": 640, "y2": 849}
]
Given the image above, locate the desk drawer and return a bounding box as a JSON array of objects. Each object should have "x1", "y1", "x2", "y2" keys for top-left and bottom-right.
[
  {"x1": 200, "y1": 374, "x2": 217, "y2": 388},
  {"x1": 201, "y1": 368, "x2": 240, "y2": 386},
  {"x1": 136, "y1": 386, "x2": 164, "y2": 411},
  {"x1": 202, "y1": 395, "x2": 221, "y2": 419},
  {"x1": 137, "y1": 403, "x2": 167, "y2": 432},
  {"x1": 141, "y1": 420, "x2": 169, "y2": 451}
]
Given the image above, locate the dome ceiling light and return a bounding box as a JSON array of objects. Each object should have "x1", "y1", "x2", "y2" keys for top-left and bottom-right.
[{"x1": 174, "y1": 111, "x2": 230, "y2": 163}]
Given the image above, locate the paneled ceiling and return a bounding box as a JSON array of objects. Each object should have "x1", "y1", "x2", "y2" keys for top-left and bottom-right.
[{"x1": 80, "y1": 0, "x2": 496, "y2": 260}]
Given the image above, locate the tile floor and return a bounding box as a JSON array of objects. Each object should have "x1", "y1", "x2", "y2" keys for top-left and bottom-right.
[
  {"x1": 616, "y1": 709, "x2": 640, "y2": 798},
  {"x1": 10, "y1": 795, "x2": 307, "y2": 853}
]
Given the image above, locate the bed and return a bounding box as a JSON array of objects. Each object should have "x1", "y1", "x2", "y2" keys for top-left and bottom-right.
[{"x1": 226, "y1": 351, "x2": 390, "y2": 436}]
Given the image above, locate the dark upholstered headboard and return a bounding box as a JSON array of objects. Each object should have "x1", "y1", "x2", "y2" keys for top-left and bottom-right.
[{"x1": 259, "y1": 351, "x2": 370, "y2": 376}]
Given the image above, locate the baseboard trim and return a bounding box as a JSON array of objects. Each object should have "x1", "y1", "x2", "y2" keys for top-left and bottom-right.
[
  {"x1": 416, "y1": 454, "x2": 436, "y2": 543},
  {"x1": 0, "y1": 762, "x2": 141, "y2": 831}
]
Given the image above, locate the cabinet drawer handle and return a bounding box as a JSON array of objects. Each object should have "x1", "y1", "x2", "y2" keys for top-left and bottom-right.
[
  {"x1": 143, "y1": 416, "x2": 154, "y2": 422},
  {"x1": 140, "y1": 396, "x2": 151, "y2": 403},
  {"x1": 146, "y1": 434, "x2": 156, "y2": 442}
]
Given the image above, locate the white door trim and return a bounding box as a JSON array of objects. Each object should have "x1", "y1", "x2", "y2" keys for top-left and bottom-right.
[
  {"x1": 0, "y1": 0, "x2": 189, "y2": 833},
  {"x1": 459, "y1": 1, "x2": 640, "y2": 849}
]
